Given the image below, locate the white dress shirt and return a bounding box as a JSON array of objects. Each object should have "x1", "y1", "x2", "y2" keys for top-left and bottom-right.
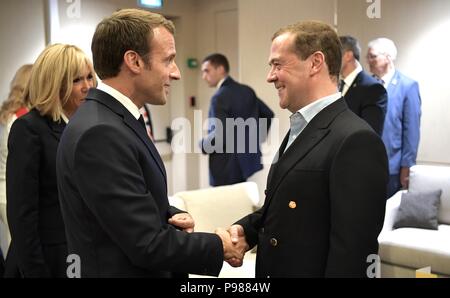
[
  {"x1": 381, "y1": 68, "x2": 396, "y2": 88},
  {"x1": 97, "y1": 82, "x2": 141, "y2": 120},
  {"x1": 341, "y1": 60, "x2": 363, "y2": 96},
  {"x1": 285, "y1": 92, "x2": 341, "y2": 152}
]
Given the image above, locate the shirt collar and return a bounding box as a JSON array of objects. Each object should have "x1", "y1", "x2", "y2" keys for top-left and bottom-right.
[
  {"x1": 381, "y1": 67, "x2": 396, "y2": 88},
  {"x1": 296, "y1": 92, "x2": 342, "y2": 123},
  {"x1": 342, "y1": 60, "x2": 363, "y2": 88},
  {"x1": 97, "y1": 81, "x2": 141, "y2": 120},
  {"x1": 216, "y1": 76, "x2": 227, "y2": 89},
  {"x1": 61, "y1": 113, "x2": 69, "y2": 124}
]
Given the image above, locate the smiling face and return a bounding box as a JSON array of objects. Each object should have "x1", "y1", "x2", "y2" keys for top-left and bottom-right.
[
  {"x1": 63, "y1": 64, "x2": 95, "y2": 118},
  {"x1": 267, "y1": 32, "x2": 311, "y2": 113},
  {"x1": 138, "y1": 26, "x2": 181, "y2": 106}
]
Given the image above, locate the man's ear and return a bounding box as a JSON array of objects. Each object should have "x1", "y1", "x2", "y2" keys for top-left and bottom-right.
[
  {"x1": 217, "y1": 65, "x2": 227, "y2": 76},
  {"x1": 310, "y1": 51, "x2": 325, "y2": 76},
  {"x1": 123, "y1": 50, "x2": 142, "y2": 74},
  {"x1": 342, "y1": 50, "x2": 352, "y2": 62}
]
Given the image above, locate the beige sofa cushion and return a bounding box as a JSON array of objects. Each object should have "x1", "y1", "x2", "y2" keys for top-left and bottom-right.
[
  {"x1": 408, "y1": 165, "x2": 450, "y2": 224},
  {"x1": 168, "y1": 195, "x2": 186, "y2": 211},
  {"x1": 172, "y1": 182, "x2": 258, "y2": 233},
  {"x1": 378, "y1": 224, "x2": 450, "y2": 275}
]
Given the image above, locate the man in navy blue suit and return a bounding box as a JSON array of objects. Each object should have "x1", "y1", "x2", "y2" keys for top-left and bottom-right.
[
  {"x1": 56, "y1": 9, "x2": 246, "y2": 277},
  {"x1": 339, "y1": 36, "x2": 387, "y2": 136},
  {"x1": 367, "y1": 38, "x2": 422, "y2": 198},
  {"x1": 200, "y1": 54, "x2": 274, "y2": 186}
]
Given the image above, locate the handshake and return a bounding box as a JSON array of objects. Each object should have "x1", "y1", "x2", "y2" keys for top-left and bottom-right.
[
  {"x1": 168, "y1": 213, "x2": 250, "y2": 267},
  {"x1": 215, "y1": 225, "x2": 250, "y2": 267}
]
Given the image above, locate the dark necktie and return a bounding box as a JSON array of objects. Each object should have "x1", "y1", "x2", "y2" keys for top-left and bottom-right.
[
  {"x1": 339, "y1": 79, "x2": 345, "y2": 93},
  {"x1": 138, "y1": 115, "x2": 146, "y2": 131}
]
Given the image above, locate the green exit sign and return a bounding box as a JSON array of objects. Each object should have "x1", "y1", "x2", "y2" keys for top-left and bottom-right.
[{"x1": 187, "y1": 58, "x2": 199, "y2": 69}]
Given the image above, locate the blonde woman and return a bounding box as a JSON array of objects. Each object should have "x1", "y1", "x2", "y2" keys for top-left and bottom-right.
[
  {"x1": 5, "y1": 44, "x2": 95, "y2": 277},
  {"x1": 0, "y1": 64, "x2": 33, "y2": 259}
]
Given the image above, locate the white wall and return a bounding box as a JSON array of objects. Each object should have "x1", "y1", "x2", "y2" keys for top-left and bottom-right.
[{"x1": 0, "y1": 0, "x2": 46, "y2": 103}]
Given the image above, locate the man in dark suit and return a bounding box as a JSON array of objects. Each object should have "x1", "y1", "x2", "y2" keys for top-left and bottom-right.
[
  {"x1": 56, "y1": 9, "x2": 246, "y2": 278},
  {"x1": 227, "y1": 21, "x2": 388, "y2": 277},
  {"x1": 200, "y1": 54, "x2": 274, "y2": 186},
  {"x1": 367, "y1": 38, "x2": 421, "y2": 198},
  {"x1": 339, "y1": 36, "x2": 387, "y2": 136}
]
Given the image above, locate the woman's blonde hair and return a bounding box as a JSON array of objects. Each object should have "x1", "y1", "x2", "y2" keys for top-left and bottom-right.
[
  {"x1": 27, "y1": 44, "x2": 95, "y2": 122},
  {"x1": 0, "y1": 64, "x2": 33, "y2": 125}
]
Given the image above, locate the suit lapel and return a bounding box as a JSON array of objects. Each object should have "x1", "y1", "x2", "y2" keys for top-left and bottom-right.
[
  {"x1": 86, "y1": 89, "x2": 167, "y2": 181},
  {"x1": 387, "y1": 70, "x2": 399, "y2": 94},
  {"x1": 265, "y1": 127, "x2": 330, "y2": 205},
  {"x1": 263, "y1": 98, "x2": 347, "y2": 208},
  {"x1": 266, "y1": 132, "x2": 289, "y2": 185},
  {"x1": 123, "y1": 113, "x2": 167, "y2": 180},
  {"x1": 345, "y1": 71, "x2": 362, "y2": 99}
]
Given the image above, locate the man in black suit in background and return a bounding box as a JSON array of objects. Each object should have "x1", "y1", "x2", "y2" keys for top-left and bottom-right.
[
  {"x1": 339, "y1": 35, "x2": 387, "y2": 136},
  {"x1": 56, "y1": 9, "x2": 246, "y2": 277},
  {"x1": 228, "y1": 21, "x2": 388, "y2": 277},
  {"x1": 200, "y1": 54, "x2": 274, "y2": 186}
]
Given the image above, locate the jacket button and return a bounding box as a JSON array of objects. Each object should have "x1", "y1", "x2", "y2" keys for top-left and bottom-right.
[
  {"x1": 261, "y1": 227, "x2": 265, "y2": 233},
  {"x1": 289, "y1": 201, "x2": 297, "y2": 209},
  {"x1": 270, "y1": 238, "x2": 278, "y2": 247},
  {"x1": 264, "y1": 189, "x2": 268, "y2": 195}
]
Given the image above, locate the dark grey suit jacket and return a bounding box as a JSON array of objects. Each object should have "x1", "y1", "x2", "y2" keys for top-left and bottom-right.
[
  {"x1": 57, "y1": 88, "x2": 223, "y2": 277},
  {"x1": 237, "y1": 98, "x2": 388, "y2": 278}
]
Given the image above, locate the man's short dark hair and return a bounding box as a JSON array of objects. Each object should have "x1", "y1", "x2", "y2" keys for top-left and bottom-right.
[
  {"x1": 273, "y1": 21, "x2": 342, "y2": 79},
  {"x1": 92, "y1": 8, "x2": 175, "y2": 80},
  {"x1": 202, "y1": 53, "x2": 230, "y2": 73},
  {"x1": 339, "y1": 35, "x2": 361, "y2": 61}
]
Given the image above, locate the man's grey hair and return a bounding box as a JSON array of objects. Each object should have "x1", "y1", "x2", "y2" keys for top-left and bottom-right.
[{"x1": 368, "y1": 38, "x2": 398, "y2": 61}]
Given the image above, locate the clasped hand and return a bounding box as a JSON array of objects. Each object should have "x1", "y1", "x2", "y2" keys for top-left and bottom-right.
[{"x1": 215, "y1": 224, "x2": 249, "y2": 267}]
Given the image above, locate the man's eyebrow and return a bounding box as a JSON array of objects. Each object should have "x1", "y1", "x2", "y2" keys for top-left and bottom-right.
[
  {"x1": 166, "y1": 53, "x2": 176, "y2": 60},
  {"x1": 268, "y1": 58, "x2": 280, "y2": 65}
]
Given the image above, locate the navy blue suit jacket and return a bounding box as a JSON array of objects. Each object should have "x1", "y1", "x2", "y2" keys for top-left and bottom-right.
[
  {"x1": 382, "y1": 71, "x2": 421, "y2": 175},
  {"x1": 57, "y1": 88, "x2": 223, "y2": 277},
  {"x1": 201, "y1": 77, "x2": 274, "y2": 186},
  {"x1": 343, "y1": 70, "x2": 387, "y2": 136}
]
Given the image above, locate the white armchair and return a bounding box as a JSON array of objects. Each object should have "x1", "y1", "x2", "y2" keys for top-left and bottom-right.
[
  {"x1": 378, "y1": 165, "x2": 450, "y2": 277},
  {"x1": 169, "y1": 182, "x2": 260, "y2": 278}
]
